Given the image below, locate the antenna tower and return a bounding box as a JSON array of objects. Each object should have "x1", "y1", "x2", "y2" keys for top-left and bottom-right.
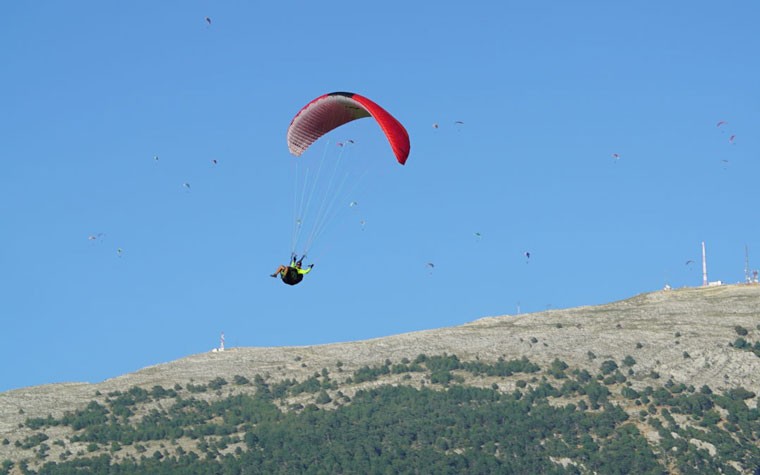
[
  {"x1": 701, "y1": 241, "x2": 708, "y2": 286},
  {"x1": 220, "y1": 332, "x2": 225, "y2": 352},
  {"x1": 745, "y1": 245, "x2": 750, "y2": 284}
]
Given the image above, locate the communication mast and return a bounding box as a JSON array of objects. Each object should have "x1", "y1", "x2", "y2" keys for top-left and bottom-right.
[
  {"x1": 702, "y1": 241, "x2": 708, "y2": 287},
  {"x1": 220, "y1": 332, "x2": 225, "y2": 352},
  {"x1": 745, "y1": 245, "x2": 750, "y2": 284}
]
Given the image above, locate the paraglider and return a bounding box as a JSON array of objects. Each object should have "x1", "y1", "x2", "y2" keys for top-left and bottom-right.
[
  {"x1": 205, "y1": 17, "x2": 212, "y2": 25},
  {"x1": 729, "y1": 135, "x2": 736, "y2": 144},
  {"x1": 182, "y1": 182, "x2": 191, "y2": 190},
  {"x1": 287, "y1": 92, "x2": 410, "y2": 165},
  {"x1": 524, "y1": 251, "x2": 531, "y2": 263},
  {"x1": 611, "y1": 153, "x2": 620, "y2": 161},
  {"x1": 276, "y1": 92, "x2": 410, "y2": 285},
  {"x1": 271, "y1": 254, "x2": 314, "y2": 286},
  {"x1": 116, "y1": 248, "x2": 124, "y2": 257},
  {"x1": 211, "y1": 159, "x2": 218, "y2": 165},
  {"x1": 717, "y1": 120, "x2": 727, "y2": 128}
]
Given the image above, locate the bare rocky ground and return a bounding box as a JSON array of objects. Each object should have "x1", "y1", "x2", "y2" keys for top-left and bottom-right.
[{"x1": 2, "y1": 284, "x2": 759, "y2": 469}]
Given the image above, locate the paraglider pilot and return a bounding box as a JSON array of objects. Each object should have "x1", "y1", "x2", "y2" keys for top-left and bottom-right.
[{"x1": 271, "y1": 254, "x2": 314, "y2": 285}]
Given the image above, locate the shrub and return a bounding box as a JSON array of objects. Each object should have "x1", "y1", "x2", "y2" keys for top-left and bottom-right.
[
  {"x1": 734, "y1": 325, "x2": 748, "y2": 336},
  {"x1": 315, "y1": 390, "x2": 332, "y2": 404},
  {"x1": 733, "y1": 338, "x2": 749, "y2": 349},
  {"x1": 600, "y1": 360, "x2": 618, "y2": 375}
]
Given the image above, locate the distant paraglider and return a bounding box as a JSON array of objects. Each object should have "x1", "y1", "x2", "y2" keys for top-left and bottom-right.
[{"x1": 205, "y1": 17, "x2": 212, "y2": 25}]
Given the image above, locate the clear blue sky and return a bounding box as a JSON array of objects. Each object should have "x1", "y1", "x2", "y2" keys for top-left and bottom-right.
[{"x1": 2, "y1": 1, "x2": 759, "y2": 392}]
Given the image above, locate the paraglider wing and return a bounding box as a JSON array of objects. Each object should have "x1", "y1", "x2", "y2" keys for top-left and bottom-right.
[{"x1": 287, "y1": 92, "x2": 410, "y2": 165}]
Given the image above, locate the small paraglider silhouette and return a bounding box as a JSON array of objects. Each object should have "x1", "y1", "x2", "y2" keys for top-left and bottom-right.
[
  {"x1": 211, "y1": 159, "x2": 218, "y2": 165},
  {"x1": 359, "y1": 219, "x2": 366, "y2": 230},
  {"x1": 716, "y1": 120, "x2": 727, "y2": 128},
  {"x1": 426, "y1": 262, "x2": 435, "y2": 274},
  {"x1": 611, "y1": 153, "x2": 620, "y2": 162},
  {"x1": 685, "y1": 260, "x2": 694, "y2": 267},
  {"x1": 117, "y1": 248, "x2": 124, "y2": 257},
  {"x1": 205, "y1": 17, "x2": 212, "y2": 25},
  {"x1": 524, "y1": 251, "x2": 531, "y2": 263},
  {"x1": 182, "y1": 182, "x2": 191, "y2": 191},
  {"x1": 474, "y1": 232, "x2": 482, "y2": 239},
  {"x1": 153, "y1": 155, "x2": 159, "y2": 162},
  {"x1": 349, "y1": 201, "x2": 358, "y2": 207},
  {"x1": 88, "y1": 233, "x2": 104, "y2": 242},
  {"x1": 729, "y1": 135, "x2": 736, "y2": 145}
]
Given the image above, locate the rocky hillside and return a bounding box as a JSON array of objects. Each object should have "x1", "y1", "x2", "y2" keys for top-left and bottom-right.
[{"x1": 1, "y1": 284, "x2": 759, "y2": 473}]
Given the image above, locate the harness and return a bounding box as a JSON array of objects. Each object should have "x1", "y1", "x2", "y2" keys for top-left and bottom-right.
[{"x1": 281, "y1": 266, "x2": 304, "y2": 286}]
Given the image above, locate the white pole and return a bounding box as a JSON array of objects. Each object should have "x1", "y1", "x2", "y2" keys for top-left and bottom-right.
[
  {"x1": 220, "y1": 332, "x2": 225, "y2": 352},
  {"x1": 702, "y1": 241, "x2": 708, "y2": 286},
  {"x1": 745, "y1": 245, "x2": 750, "y2": 284}
]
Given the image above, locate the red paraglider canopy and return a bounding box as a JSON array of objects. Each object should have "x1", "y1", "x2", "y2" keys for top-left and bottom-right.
[{"x1": 287, "y1": 92, "x2": 410, "y2": 165}]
